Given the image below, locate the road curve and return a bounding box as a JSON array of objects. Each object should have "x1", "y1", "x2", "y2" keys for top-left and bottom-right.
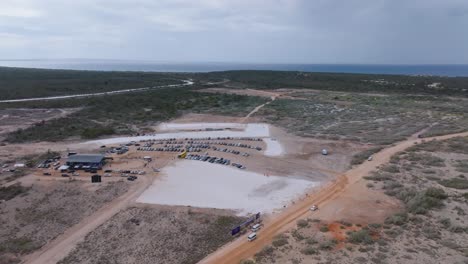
[
  {"x1": 199, "y1": 131, "x2": 468, "y2": 264},
  {"x1": 0, "y1": 80, "x2": 194, "y2": 103}
]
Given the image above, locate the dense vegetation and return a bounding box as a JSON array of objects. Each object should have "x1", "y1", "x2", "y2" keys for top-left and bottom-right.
[
  {"x1": 4, "y1": 87, "x2": 266, "y2": 142},
  {"x1": 200, "y1": 70, "x2": 468, "y2": 96},
  {"x1": 0, "y1": 67, "x2": 187, "y2": 100},
  {"x1": 2, "y1": 67, "x2": 468, "y2": 143}
]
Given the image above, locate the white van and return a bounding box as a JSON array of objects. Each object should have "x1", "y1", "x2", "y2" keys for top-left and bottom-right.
[
  {"x1": 248, "y1": 232, "x2": 257, "y2": 242},
  {"x1": 251, "y1": 224, "x2": 261, "y2": 232}
]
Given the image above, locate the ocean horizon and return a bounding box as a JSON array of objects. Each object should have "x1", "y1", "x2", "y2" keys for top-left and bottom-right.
[{"x1": 1, "y1": 59, "x2": 468, "y2": 77}]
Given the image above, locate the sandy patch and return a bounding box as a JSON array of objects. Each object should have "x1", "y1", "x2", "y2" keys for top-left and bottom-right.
[
  {"x1": 137, "y1": 160, "x2": 318, "y2": 216},
  {"x1": 157, "y1": 122, "x2": 246, "y2": 131},
  {"x1": 263, "y1": 138, "x2": 283, "y2": 156}
]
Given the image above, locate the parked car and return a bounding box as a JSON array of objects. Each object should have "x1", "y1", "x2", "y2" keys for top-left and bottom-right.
[
  {"x1": 310, "y1": 205, "x2": 318, "y2": 211},
  {"x1": 251, "y1": 223, "x2": 261, "y2": 232},
  {"x1": 248, "y1": 232, "x2": 257, "y2": 242}
]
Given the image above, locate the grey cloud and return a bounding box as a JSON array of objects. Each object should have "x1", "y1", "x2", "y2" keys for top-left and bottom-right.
[{"x1": 0, "y1": 0, "x2": 467, "y2": 63}]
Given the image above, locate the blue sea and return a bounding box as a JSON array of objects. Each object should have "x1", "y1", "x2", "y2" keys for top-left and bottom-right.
[{"x1": 1, "y1": 59, "x2": 468, "y2": 77}]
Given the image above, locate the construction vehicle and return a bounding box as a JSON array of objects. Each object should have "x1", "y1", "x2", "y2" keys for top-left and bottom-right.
[{"x1": 177, "y1": 150, "x2": 187, "y2": 159}]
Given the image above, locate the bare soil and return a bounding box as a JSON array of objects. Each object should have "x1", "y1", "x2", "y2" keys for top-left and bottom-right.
[
  {"x1": 0, "y1": 108, "x2": 78, "y2": 139},
  {"x1": 0, "y1": 178, "x2": 130, "y2": 264},
  {"x1": 58, "y1": 206, "x2": 245, "y2": 264}
]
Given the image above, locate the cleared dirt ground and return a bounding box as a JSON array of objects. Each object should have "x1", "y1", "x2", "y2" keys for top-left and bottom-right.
[
  {"x1": 0, "y1": 178, "x2": 130, "y2": 264},
  {"x1": 0, "y1": 108, "x2": 78, "y2": 140},
  {"x1": 58, "y1": 205, "x2": 245, "y2": 264}
]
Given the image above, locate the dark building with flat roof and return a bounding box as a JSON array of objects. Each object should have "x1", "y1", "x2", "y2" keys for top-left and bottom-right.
[{"x1": 66, "y1": 154, "x2": 105, "y2": 170}]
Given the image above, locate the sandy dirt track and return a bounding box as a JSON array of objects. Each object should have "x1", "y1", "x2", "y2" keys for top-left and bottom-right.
[
  {"x1": 199, "y1": 131, "x2": 468, "y2": 264},
  {"x1": 21, "y1": 174, "x2": 153, "y2": 264}
]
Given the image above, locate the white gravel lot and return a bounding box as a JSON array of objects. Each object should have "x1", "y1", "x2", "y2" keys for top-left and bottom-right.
[
  {"x1": 83, "y1": 123, "x2": 284, "y2": 156},
  {"x1": 136, "y1": 160, "x2": 317, "y2": 216}
]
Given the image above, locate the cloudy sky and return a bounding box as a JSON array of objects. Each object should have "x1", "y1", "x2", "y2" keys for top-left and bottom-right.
[{"x1": 1, "y1": 0, "x2": 468, "y2": 64}]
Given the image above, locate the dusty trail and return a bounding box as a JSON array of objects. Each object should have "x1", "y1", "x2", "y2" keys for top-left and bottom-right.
[
  {"x1": 21, "y1": 174, "x2": 153, "y2": 264},
  {"x1": 240, "y1": 89, "x2": 280, "y2": 123},
  {"x1": 200, "y1": 131, "x2": 468, "y2": 264}
]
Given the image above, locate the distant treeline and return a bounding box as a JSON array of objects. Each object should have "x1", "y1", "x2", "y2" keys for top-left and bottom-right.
[
  {"x1": 197, "y1": 70, "x2": 468, "y2": 96},
  {"x1": 0, "y1": 67, "x2": 187, "y2": 100}
]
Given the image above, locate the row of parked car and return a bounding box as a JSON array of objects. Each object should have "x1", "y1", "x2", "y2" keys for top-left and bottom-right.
[
  {"x1": 185, "y1": 154, "x2": 247, "y2": 169},
  {"x1": 141, "y1": 136, "x2": 262, "y2": 142},
  {"x1": 137, "y1": 147, "x2": 203, "y2": 152},
  {"x1": 211, "y1": 146, "x2": 250, "y2": 156},
  {"x1": 210, "y1": 141, "x2": 262, "y2": 151},
  {"x1": 116, "y1": 169, "x2": 146, "y2": 175},
  {"x1": 37, "y1": 156, "x2": 61, "y2": 169},
  {"x1": 145, "y1": 139, "x2": 262, "y2": 152}
]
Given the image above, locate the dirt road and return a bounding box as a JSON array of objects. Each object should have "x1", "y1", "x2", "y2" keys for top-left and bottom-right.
[
  {"x1": 240, "y1": 90, "x2": 280, "y2": 123},
  {"x1": 21, "y1": 175, "x2": 153, "y2": 264},
  {"x1": 199, "y1": 131, "x2": 468, "y2": 264}
]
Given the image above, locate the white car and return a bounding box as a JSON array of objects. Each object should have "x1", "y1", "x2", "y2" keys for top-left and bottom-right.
[
  {"x1": 368, "y1": 156, "x2": 373, "y2": 161},
  {"x1": 251, "y1": 223, "x2": 261, "y2": 232},
  {"x1": 247, "y1": 232, "x2": 257, "y2": 242},
  {"x1": 310, "y1": 205, "x2": 318, "y2": 211}
]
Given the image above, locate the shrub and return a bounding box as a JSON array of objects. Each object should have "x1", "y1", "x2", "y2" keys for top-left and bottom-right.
[
  {"x1": 0, "y1": 237, "x2": 40, "y2": 254},
  {"x1": 291, "y1": 229, "x2": 305, "y2": 241},
  {"x1": 368, "y1": 223, "x2": 382, "y2": 229},
  {"x1": 272, "y1": 238, "x2": 288, "y2": 247},
  {"x1": 463, "y1": 192, "x2": 468, "y2": 200},
  {"x1": 81, "y1": 127, "x2": 115, "y2": 139},
  {"x1": 449, "y1": 226, "x2": 466, "y2": 233},
  {"x1": 438, "y1": 178, "x2": 468, "y2": 190},
  {"x1": 0, "y1": 184, "x2": 30, "y2": 201},
  {"x1": 319, "y1": 226, "x2": 329, "y2": 232},
  {"x1": 385, "y1": 212, "x2": 408, "y2": 226},
  {"x1": 240, "y1": 260, "x2": 255, "y2": 264},
  {"x1": 422, "y1": 226, "x2": 441, "y2": 240},
  {"x1": 297, "y1": 219, "x2": 309, "y2": 228},
  {"x1": 382, "y1": 165, "x2": 400, "y2": 173},
  {"x1": 306, "y1": 238, "x2": 317, "y2": 245},
  {"x1": 347, "y1": 229, "x2": 374, "y2": 244},
  {"x1": 319, "y1": 239, "x2": 337, "y2": 250},
  {"x1": 397, "y1": 187, "x2": 447, "y2": 214},
  {"x1": 301, "y1": 246, "x2": 317, "y2": 255},
  {"x1": 439, "y1": 218, "x2": 451, "y2": 229},
  {"x1": 364, "y1": 172, "x2": 393, "y2": 181},
  {"x1": 254, "y1": 246, "x2": 274, "y2": 262},
  {"x1": 425, "y1": 187, "x2": 448, "y2": 199}
]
